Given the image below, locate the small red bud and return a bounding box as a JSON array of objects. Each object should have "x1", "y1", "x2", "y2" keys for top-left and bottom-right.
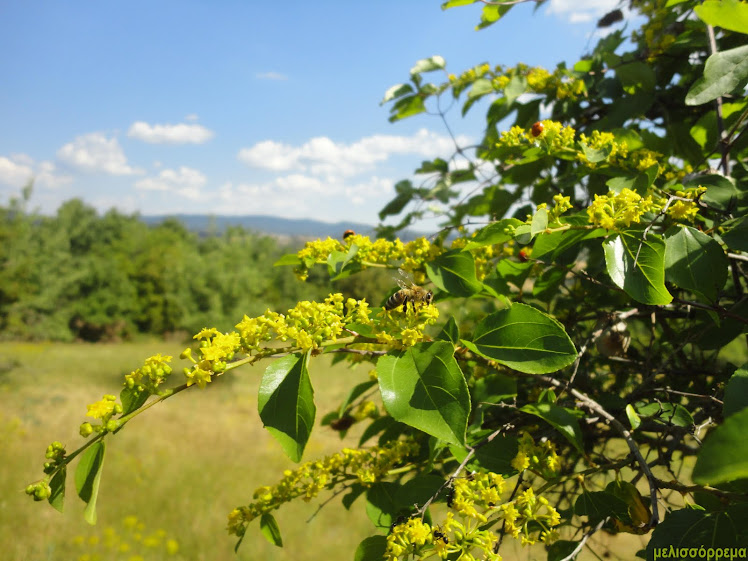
[{"x1": 518, "y1": 249, "x2": 528, "y2": 262}]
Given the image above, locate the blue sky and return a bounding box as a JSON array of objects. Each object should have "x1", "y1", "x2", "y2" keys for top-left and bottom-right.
[{"x1": 0, "y1": 0, "x2": 621, "y2": 224}]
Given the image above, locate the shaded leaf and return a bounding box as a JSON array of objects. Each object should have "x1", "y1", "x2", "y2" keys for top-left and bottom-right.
[
  {"x1": 48, "y1": 467, "x2": 66, "y2": 513},
  {"x1": 693, "y1": 408, "x2": 748, "y2": 485},
  {"x1": 646, "y1": 506, "x2": 748, "y2": 556},
  {"x1": 723, "y1": 363, "x2": 748, "y2": 418},
  {"x1": 664, "y1": 225, "x2": 728, "y2": 302},
  {"x1": 355, "y1": 535, "x2": 388, "y2": 561},
  {"x1": 521, "y1": 403, "x2": 585, "y2": 454},
  {"x1": 574, "y1": 491, "x2": 629, "y2": 523},
  {"x1": 425, "y1": 249, "x2": 483, "y2": 297}
]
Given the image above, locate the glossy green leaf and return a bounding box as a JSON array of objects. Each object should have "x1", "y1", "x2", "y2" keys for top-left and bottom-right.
[
  {"x1": 693, "y1": 408, "x2": 748, "y2": 485},
  {"x1": 376, "y1": 342, "x2": 470, "y2": 446},
  {"x1": 465, "y1": 303, "x2": 577, "y2": 374},
  {"x1": 603, "y1": 230, "x2": 673, "y2": 305},
  {"x1": 635, "y1": 401, "x2": 694, "y2": 428},
  {"x1": 724, "y1": 363, "x2": 748, "y2": 418},
  {"x1": 521, "y1": 403, "x2": 584, "y2": 454},
  {"x1": 75, "y1": 440, "x2": 106, "y2": 525},
  {"x1": 686, "y1": 45, "x2": 748, "y2": 105},
  {"x1": 259, "y1": 513, "x2": 283, "y2": 547},
  {"x1": 721, "y1": 216, "x2": 748, "y2": 251},
  {"x1": 425, "y1": 249, "x2": 483, "y2": 297},
  {"x1": 695, "y1": 0, "x2": 748, "y2": 34},
  {"x1": 410, "y1": 56, "x2": 446, "y2": 76},
  {"x1": 664, "y1": 225, "x2": 728, "y2": 302},
  {"x1": 48, "y1": 467, "x2": 66, "y2": 513},
  {"x1": 258, "y1": 352, "x2": 315, "y2": 462},
  {"x1": 464, "y1": 218, "x2": 522, "y2": 250},
  {"x1": 354, "y1": 535, "x2": 388, "y2": 561}
]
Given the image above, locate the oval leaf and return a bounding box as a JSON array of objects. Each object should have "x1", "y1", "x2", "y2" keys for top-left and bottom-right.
[
  {"x1": 521, "y1": 403, "x2": 584, "y2": 454},
  {"x1": 686, "y1": 45, "x2": 748, "y2": 105},
  {"x1": 376, "y1": 342, "x2": 470, "y2": 446},
  {"x1": 692, "y1": 408, "x2": 748, "y2": 485},
  {"x1": 465, "y1": 303, "x2": 577, "y2": 374},
  {"x1": 425, "y1": 249, "x2": 483, "y2": 297},
  {"x1": 259, "y1": 513, "x2": 283, "y2": 547},
  {"x1": 664, "y1": 225, "x2": 728, "y2": 302},
  {"x1": 74, "y1": 440, "x2": 106, "y2": 525},
  {"x1": 258, "y1": 352, "x2": 315, "y2": 462},
  {"x1": 355, "y1": 535, "x2": 388, "y2": 561},
  {"x1": 603, "y1": 230, "x2": 672, "y2": 305}
]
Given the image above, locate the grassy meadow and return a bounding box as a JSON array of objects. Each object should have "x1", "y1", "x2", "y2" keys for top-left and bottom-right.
[{"x1": 0, "y1": 340, "x2": 379, "y2": 561}]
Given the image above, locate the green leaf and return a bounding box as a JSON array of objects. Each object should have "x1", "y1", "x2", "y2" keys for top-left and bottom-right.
[
  {"x1": 664, "y1": 225, "x2": 728, "y2": 302},
  {"x1": 381, "y1": 83, "x2": 414, "y2": 104},
  {"x1": 616, "y1": 61, "x2": 656, "y2": 93},
  {"x1": 468, "y1": 77, "x2": 494, "y2": 99},
  {"x1": 532, "y1": 226, "x2": 607, "y2": 261},
  {"x1": 477, "y1": 3, "x2": 512, "y2": 29},
  {"x1": 686, "y1": 173, "x2": 740, "y2": 212},
  {"x1": 531, "y1": 207, "x2": 548, "y2": 237},
  {"x1": 465, "y1": 303, "x2": 577, "y2": 374},
  {"x1": 626, "y1": 404, "x2": 641, "y2": 430},
  {"x1": 574, "y1": 491, "x2": 630, "y2": 523},
  {"x1": 273, "y1": 253, "x2": 302, "y2": 267},
  {"x1": 472, "y1": 434, "x2": 519, "y2": 475},
  {"x1": 686, "y1": 45, "x2": 748, "y2": 105},
  {"x1": 437, "y1": 316, "x2": 460, "y2": 344},
  {"x1": 695, "y1": 0, "x2": 748, "y2": 34},
  {"x1": 365, "y1": 482, "x2": 400, "y2": 529},
  {"x1": 441, "y1": 0, "x2": 477, "y2": 9},
  {"x1": 48, "y1": 467, "x2": 66, "y2": 513},
  {"x1": 376, "y1": 342, "x2": 471, "y2": 446},
  {"x1": 693, "y1": 408, "x2": 748, "y2": 485},
  {"x1": 635, "y1": 401, "x2": 694, "y2": 428},
  {"x1": 410, "y1": 56, "x2": 446, "y2": 76},
  {"x1": 724, "y1": 363, "x2": 748, "y2": 418},
  {"x1": 119, "y1": 386, "x2": 150, "y2": 417},
  {"x1": 496, "y1": 259, "x2": 533, "y2": 291},
  {"x1": 721, "y1": 216, "x2": 748, "y2": 252},
  {"x1": 327, "y1": 244, "x2": 361, "y2": 280},
  {"x1": 603, "y1": 230, "x2": 673, "y2": 305},
  {"x1": 258, "y1": 352, "x2": 315, "y2": 462},
  {"x1": 339, "y1": 380, "x2": 377, "y2": 417},
  {"x1": 464, "y1": 218, "x2": 522, "y2": 250},
  {"x1": 75, "y1": 440, "x2": 106, "y2": 525},
  {"x1": 532, "y1": 267, "x2": 567, "y2": 299},
  {"x1": 388, "y1": 95, "x2": 426, "y2": 122},
  {"x1": 259, "y1": 513, "x2": 283, "y2": 547},
  {"x1": 354, "y1": 535, "x2": 388, "y2": 561},
  {"x1": 521, "y1": 403, "x2": 585, "y2": 455},
  {"x1": 646, "y1": 505, "x2": 748, "y2": 555},
  {"x1": 425, "y1": 249, "x2": 483, "y2": 297}
]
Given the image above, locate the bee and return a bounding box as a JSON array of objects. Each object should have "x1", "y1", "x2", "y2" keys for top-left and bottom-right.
[{"x1": 384, "y1": 269, "x2": 433, "y2": 312}]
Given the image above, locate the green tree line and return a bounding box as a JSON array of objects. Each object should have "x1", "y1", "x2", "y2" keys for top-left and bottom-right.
[{"x1": 0, "y1": 186, "x2": 355, "y2": 342}]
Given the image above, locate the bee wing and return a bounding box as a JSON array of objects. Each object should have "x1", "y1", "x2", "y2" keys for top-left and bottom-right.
[{"x1": 397, "y1": 268, "x2": 415, "y2": 289}]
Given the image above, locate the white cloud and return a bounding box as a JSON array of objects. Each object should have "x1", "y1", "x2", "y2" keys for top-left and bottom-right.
[
  {"x1": 0, "y1": 154, "x2": 72, "y2": 189},
  {"x1": 127, "y1": 121, "x2": 214, "y2": 144},
  {"x1": 135, "y1": 166, "x2": 207, "y2": 200},
  {"x1": 544, "y1": 0, "x2": 620, "y2": 24},
  {"x1": 238, "y1": 128, "x2": 471, "y2": 178},
  {"x1": 255, "y1": 71, "x2": 288, "y2": 81},
  {"x1": 0, "y1": 156, "x2": 33, "y2": 186},
  {"x1": 58, "y1": 133, "x2": 142, "y2": 175}
]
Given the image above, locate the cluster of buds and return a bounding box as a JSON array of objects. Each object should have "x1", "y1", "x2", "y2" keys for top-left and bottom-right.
[{"x1": 80, "y1": 394, "x2": 123, "y2": 436}]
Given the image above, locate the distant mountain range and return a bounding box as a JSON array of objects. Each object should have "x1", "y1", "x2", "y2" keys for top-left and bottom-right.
[{"x1": 140, "y1": 214, "x2": 427, "y2": 241}]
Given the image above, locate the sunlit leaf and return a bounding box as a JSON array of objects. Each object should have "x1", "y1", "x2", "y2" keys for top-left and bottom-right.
[
  {"x1": 686, "y1": 45, "x2": 748, "y2": 105},
  {"x1": 695, "y1": 0, "x2": 748, "y2": 34},
  {"x1": 664, "y1": 225, "x2": 728, "y2": 302},
  {"x1": 260, "y1": 513, "x2": 283, "y2": 547}
]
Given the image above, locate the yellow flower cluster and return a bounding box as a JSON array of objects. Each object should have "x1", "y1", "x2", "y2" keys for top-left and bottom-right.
[
  {"x1": 501, "y1": 488, "x2": 561, "y2": 545},
  {"x1": 80, "y1": 394, "x2": 123, "y2": 436},
  {"x1": 71, "y1": 515, "x2": 179, "y2": 560},
  {"x1": 236, "y1": 294, "x2": 372, "y2": 353},
  {"x1": 666, "y1": 186, "x2": 706, "y2": 222},
  {"x1": 587, "y1": 188, "x2": 658, "y2": 230},
  {"x1": 227, "y1": 440, "x2": 419, "y2": 537},
  {"x1": 510, "y1": 432, "x2": 561, "y2": 480},
  {"x1": 375, "y1": 305, "x2": 440, "y2": 348},
  {"x1": 180, "y1": 329, "x2": 241, "y2": 389},
  {"x1": 451, "y1": 472, "x2": 506, "y2": 523},
  {"x1": 497, "y1": 120, "x2": 576, "y2": 152},
  {"x1": 123, "y1": 354, "x2": 173, "y2": 394},
  {"x1": 294, "y1": 235, "x2": 443, "y2": 281}
]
